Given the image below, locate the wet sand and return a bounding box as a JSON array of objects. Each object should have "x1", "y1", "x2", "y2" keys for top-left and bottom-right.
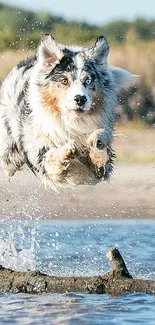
[{"x1": 0, "y1": 164, "x2": 154, "y2": 220}]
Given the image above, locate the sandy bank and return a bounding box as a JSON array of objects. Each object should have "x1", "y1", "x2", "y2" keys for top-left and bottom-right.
[{"x1": 0, "y1": 164, "x2": 154, "y2": 220}]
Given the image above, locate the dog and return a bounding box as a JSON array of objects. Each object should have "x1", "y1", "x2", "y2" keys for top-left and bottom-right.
[{"x1": 0, "y1": 34, "x2": 134, "y2": 189}]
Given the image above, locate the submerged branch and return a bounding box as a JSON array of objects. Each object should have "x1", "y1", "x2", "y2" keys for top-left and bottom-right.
[{"x1": 0, "y1": 248, "x2": 155, "y2": 295}]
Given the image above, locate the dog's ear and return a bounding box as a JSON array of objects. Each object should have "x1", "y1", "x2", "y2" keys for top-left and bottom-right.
[
  {"x1": 87, "y1": 35, "x2": 109, "y2": 64},
  {"x1": 38, "y1": 34, "x2": 63, "y2": 66},
  {"x1": 111, "y1": 67, "x2": 138, "y2": 89}
]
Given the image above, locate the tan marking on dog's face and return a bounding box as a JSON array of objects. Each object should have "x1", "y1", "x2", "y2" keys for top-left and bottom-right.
[
  {"x1": 41, "y1": 73, "x2": 74, "y2": 116},
  {"x1": 41, "y1": 86, "x2": 62, "y2": 119}
]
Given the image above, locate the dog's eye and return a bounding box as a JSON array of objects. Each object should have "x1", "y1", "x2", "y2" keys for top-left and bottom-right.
[
  {"x1": 61, "y1": 77, "x2": 68, "y2": 85},
  {"x1": 85, "y1": 76, "x2": 92, "y2": 85}
]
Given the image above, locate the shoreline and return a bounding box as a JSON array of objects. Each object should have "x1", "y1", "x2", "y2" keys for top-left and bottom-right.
[{"x1": 0, "y1": 164, "x2": 154, "y2": 220}]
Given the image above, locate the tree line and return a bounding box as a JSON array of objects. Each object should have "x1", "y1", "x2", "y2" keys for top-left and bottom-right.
[{"x1": 0, "y1": 3, "x2": 155, "y2": 50}]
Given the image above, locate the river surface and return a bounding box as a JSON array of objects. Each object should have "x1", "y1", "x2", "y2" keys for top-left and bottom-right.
[{"x1": 0, "y1": 219, "x2": 155, "y2": 324}]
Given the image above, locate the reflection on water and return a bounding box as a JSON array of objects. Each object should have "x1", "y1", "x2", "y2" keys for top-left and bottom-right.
[
  {"x1": 0, "y1": 219, "x2": 155, "y2": 324},
  {"x1": 0, "y1": 291, "x2": 155, "y2": 325}
]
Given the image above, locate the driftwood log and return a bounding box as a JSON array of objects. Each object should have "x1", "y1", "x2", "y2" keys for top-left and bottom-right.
[{"x1": 1, "y1": 247, "x2": 155, "y2": 295}]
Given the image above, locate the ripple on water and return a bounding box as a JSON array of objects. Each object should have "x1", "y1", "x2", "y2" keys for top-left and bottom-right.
[{"x1": 0, "y1": 292, "x2": 155, "y2": 325}]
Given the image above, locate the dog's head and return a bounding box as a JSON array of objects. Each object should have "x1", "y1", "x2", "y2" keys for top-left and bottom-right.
[{"x1": 35, "y1": 34, "x2": 134, "y2": 128}]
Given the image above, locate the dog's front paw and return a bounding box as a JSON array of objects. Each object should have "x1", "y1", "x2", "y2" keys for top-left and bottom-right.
[
  {"x1": 43, "y1": 140, "x2": 76, "y2": 181},
  {"x1": 87, "y1": 129, "x2": 109, "y2": 169},
  {"x1": 87, "y1": 129, "x2": 115, "y2": 181},
  {"x1": 87, "y1": 128, "x2": 109, "y2": 149}
]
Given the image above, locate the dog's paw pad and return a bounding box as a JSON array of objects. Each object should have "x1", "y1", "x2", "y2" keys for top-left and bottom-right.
[{"x1": 96, "y1": 139, "x2": 105, "y2": 150}]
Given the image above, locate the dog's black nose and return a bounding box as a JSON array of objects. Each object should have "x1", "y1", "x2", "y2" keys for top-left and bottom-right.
[{"x1": 74, "y1": 95, "x2": 87, "y2": 107}]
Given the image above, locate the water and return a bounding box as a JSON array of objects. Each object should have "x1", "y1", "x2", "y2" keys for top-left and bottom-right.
[{"x1": 0, "y1": 219, "x2": 155, "y2": 324}]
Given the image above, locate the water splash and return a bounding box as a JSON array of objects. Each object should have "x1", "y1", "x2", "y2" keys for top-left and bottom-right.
[{"x1": 0, "y1": 225, "x2": 38, "y2": 271}]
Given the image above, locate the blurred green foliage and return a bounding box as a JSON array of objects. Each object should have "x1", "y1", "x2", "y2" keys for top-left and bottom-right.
[{"x1": 0, "y1": 3, "x2": 155, "y2": 50}]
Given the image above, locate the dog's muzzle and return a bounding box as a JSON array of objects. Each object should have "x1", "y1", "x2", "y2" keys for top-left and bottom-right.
[{"x1": 74, "y1": 94, "x2": 87, "y2": 106}]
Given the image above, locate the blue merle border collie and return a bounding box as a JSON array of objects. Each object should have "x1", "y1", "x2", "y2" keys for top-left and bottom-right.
[{"x1": 0, "y1": 34, "x2": 134, "y2": 189}]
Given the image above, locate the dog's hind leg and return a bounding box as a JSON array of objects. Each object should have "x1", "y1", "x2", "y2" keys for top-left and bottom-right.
[
  {"x1": 0, "y1": 116, "x2": 24, "y2": 176},
  {"x1": 1, "y1": 142, "x2": 24, "y2": 177}
]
